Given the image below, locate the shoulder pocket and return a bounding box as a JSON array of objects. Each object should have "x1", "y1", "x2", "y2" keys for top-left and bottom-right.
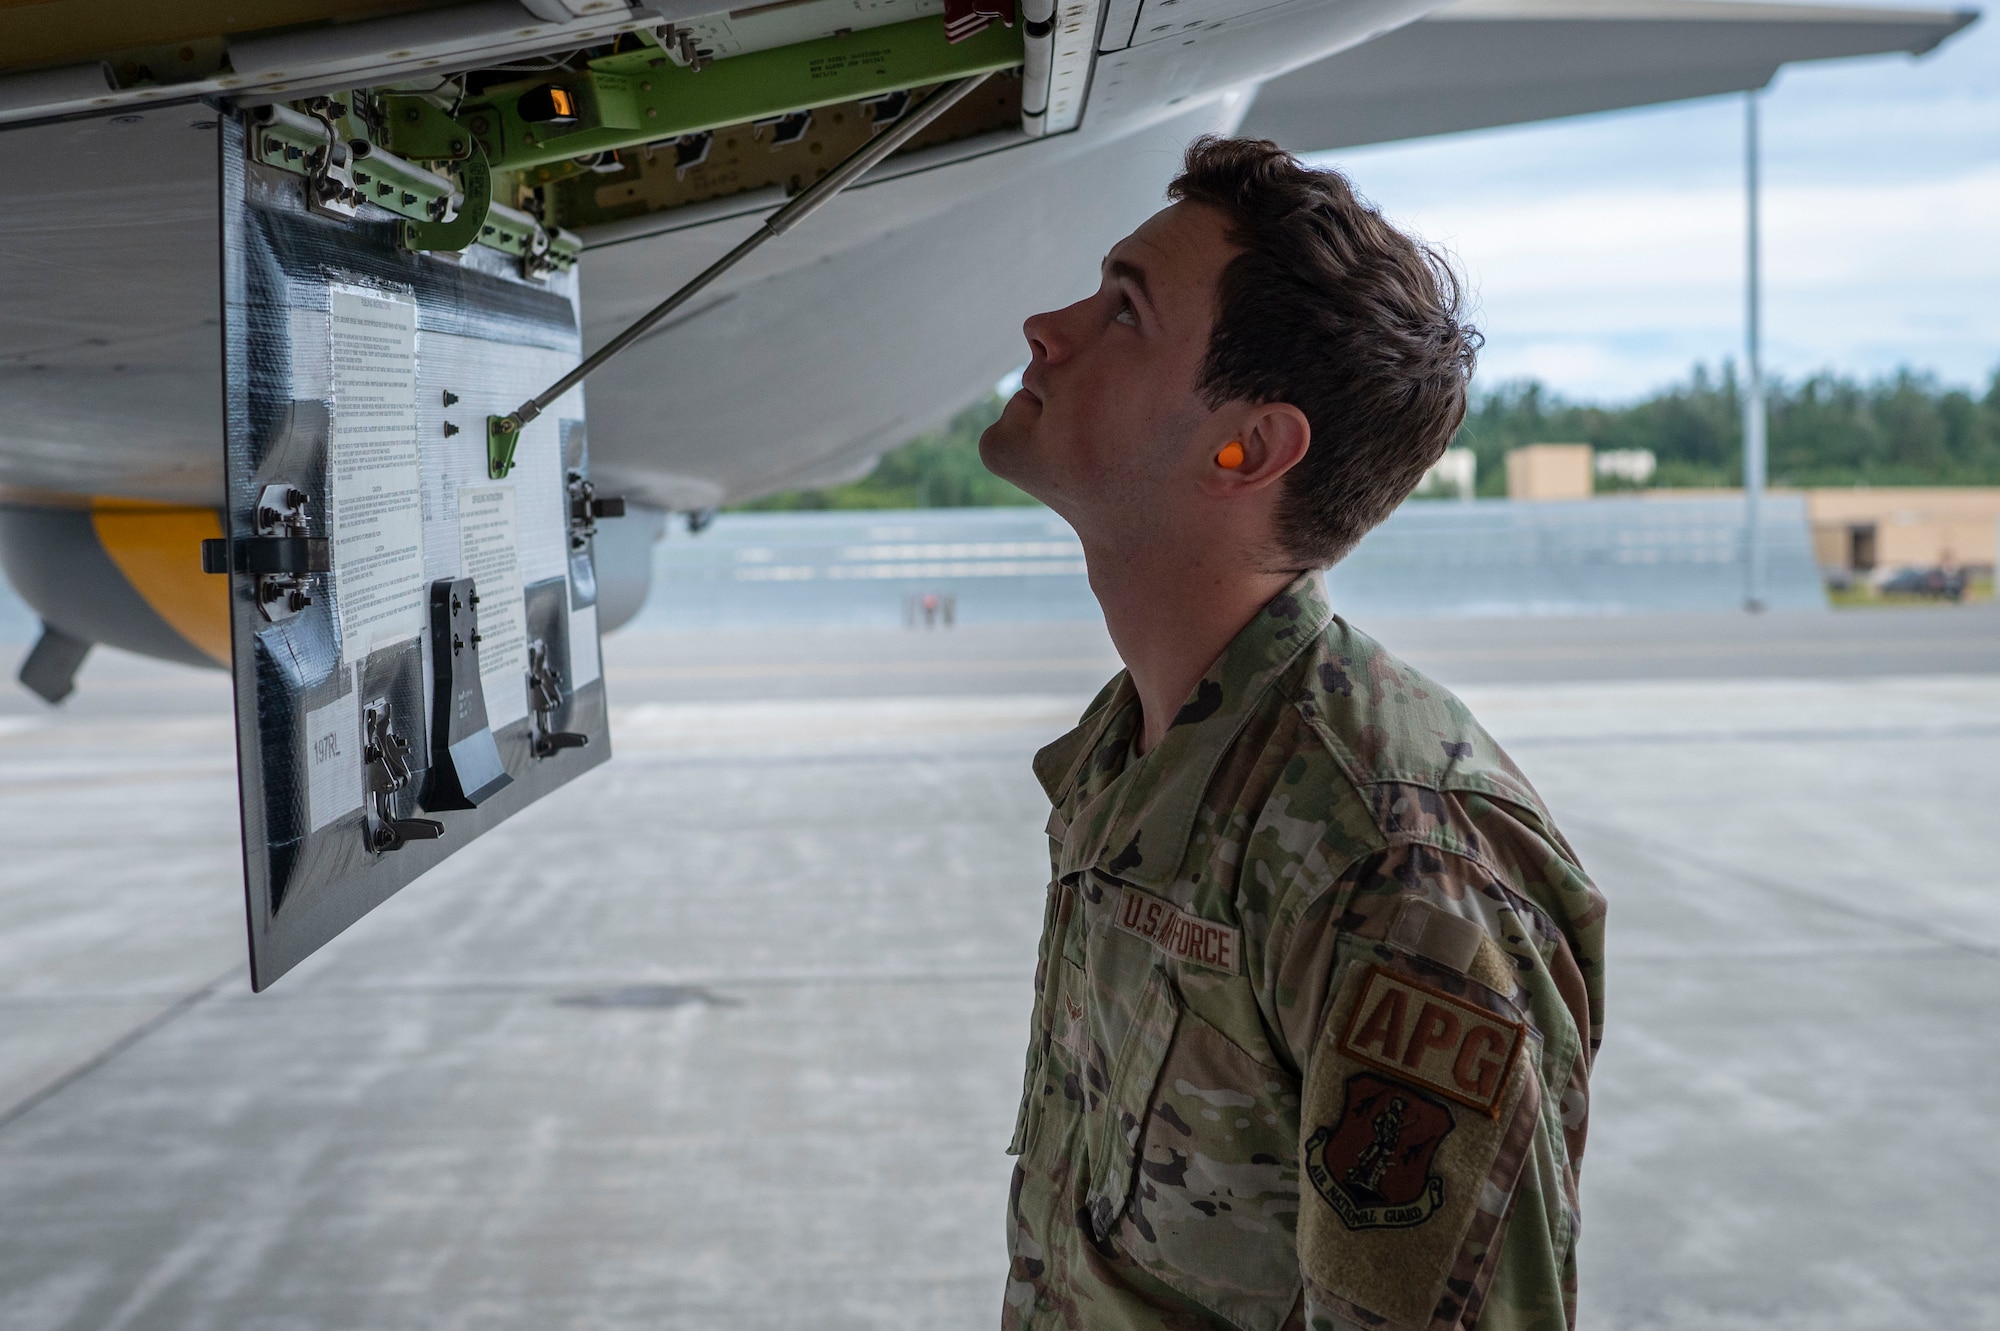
[
  {"x1": 1299, "y1": 953, "x2": 1543, "y2": 1331},
  {"x1": 1082, "y1": 965, "x2": 1181, "y2": 1243}
]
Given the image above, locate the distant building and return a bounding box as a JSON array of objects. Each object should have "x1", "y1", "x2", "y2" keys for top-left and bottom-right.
[
  {"x1": 1416, "y1": 447, "x2": 1476, "y2": 501},
  {"x1": 1486, "y1": 448, "x2": 1995, "y2": 582},
  {"x1": 1505, "y1": 444, "x2": 1593, "y2": 501},
  {"x1": 1803, "y1": 488, "x2": 2000, "y2": 577},
  {"x1": 1595, "y1": 448, "x2": 1657, "y2": 487}
]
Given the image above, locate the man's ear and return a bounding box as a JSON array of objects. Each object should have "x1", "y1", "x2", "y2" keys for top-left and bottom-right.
[{"x1": 1203, "y1": 404, "x2": 1311, "y2": 495}]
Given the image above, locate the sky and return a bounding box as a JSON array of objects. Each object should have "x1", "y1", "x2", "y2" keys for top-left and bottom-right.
[{"x1": 1310, "y1": 6, "x2": 2000, "y2": 404}]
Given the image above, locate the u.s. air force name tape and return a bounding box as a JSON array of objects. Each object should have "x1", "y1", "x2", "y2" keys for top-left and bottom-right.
[{"x1": 1111, "y1": 885, "x2": 1241, "y2": 973}]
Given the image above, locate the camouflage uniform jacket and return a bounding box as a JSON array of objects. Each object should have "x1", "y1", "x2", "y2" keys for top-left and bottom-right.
[{"x1": 1004, "y1": 573, "x2": 1606, "y2": 1331}]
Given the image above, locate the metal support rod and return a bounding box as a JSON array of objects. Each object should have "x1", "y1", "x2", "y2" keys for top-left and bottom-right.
[
  {"x1": 495, "y1": 72, "x2": 993, "y2": 438},
  {"x1": 1742, "y1": 90, "x2": 1768, "y2": 613}
]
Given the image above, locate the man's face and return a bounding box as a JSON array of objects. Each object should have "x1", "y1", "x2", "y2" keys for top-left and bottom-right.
[{"x1": 980, "y1": 202, "x2": 1238, "y2": 534}]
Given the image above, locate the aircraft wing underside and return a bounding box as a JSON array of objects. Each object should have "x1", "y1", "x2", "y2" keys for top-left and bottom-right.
[
  {"x1": 1239, "y1": 0, "x2": 1975, "y2": 151},
  {"x1": 0, "y1": 0, "x2": 1974, "y2": 517},
  {"x1": 0, "y1": 0, "x2": 1973, "y2": 983}
]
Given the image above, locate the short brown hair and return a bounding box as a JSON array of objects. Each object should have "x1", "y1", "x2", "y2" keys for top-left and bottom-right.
[{"x1": 1168, "y1": 137, "x2": 1480, "y2": 567}]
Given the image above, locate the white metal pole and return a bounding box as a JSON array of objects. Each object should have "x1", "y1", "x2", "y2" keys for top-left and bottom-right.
[{"x1": 1743, "y1": 91, "x2": 1768, "y2": 612}]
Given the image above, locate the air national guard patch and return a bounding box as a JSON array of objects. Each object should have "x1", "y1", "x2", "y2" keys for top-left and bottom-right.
[{"x1": 1305, "y1": 1074, "x2": 1453, "y2": 1230}]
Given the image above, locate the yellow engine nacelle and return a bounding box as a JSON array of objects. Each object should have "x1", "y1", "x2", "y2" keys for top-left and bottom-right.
[{"x1": 0, "y1": 496, "x2": 229, "y2": 702}]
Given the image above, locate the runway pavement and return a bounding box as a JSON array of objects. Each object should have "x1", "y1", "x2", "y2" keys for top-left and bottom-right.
[{"x1": 0, "y1": 604, "x2": 1995, "y2": 1330}]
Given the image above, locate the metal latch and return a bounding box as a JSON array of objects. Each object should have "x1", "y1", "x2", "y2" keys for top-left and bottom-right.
[
  {"x1": 567, "y1": 470, "x2": 625, "y2": 550},
  {"x1": 528, "y1": 640, "x2": 588, "y2": 758},
  {"x1": 199, "y1": 483, "x2": 330, "y2": 622},
  {"x1": 363, "y1": 700, "x2": 444, "y2": 852}
]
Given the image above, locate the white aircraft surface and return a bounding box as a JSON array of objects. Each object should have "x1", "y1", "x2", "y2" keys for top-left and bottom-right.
[{"x1": 0, "y1": 0, "x2": 1972, "y2": 981}]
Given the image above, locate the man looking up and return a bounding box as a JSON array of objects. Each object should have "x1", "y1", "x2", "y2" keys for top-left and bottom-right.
[{"x1": 979, "y1": 137, "x2": 1606, "y2": 1331}]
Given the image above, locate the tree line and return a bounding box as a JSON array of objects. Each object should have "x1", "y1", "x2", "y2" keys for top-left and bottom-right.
[
  {"x1": 735, "y1": 363, "x2": 2000, "y2": 510},
  {"x1": 1458, "y1": 363, "x2": 2000, "y2": 494}
]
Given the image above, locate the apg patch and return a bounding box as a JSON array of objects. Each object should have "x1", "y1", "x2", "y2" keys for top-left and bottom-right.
[
  {"x1": 1305, "y1": 1074, "x2": 1454, "y2": 1230},
  {"x1": 1337, "y1": 966, "x2": 1524, "y2": 1117},
  {"x1": 1111, "y1": 886, "x2": 1240, "y2": 973}
]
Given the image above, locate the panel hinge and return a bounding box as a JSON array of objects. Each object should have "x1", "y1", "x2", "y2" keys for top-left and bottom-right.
[
  {"x1": 567, "y1": 470, "x2": 625, "y2": 549},
  {"x1": 200, "y1": 483, "x2": 330, "y2": 622}
]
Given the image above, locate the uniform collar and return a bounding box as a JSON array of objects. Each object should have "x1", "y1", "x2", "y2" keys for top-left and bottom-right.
[{"x1": 1036, "y1": 572, "x2": 1331, "y2": 889}]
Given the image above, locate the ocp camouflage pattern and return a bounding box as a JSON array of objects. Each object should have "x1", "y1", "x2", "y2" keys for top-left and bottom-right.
[{"x1": 1004, "y1": 572, "x2": 1606, "y2": 1331}]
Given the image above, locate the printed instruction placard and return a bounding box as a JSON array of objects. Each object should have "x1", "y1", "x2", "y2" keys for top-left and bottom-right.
[
  {"x1": 458, "y1": 484, "x2": 529, "y2": 727},
  {"x1": 329, "y1": 285, "x2": 426, "y2": 659}
]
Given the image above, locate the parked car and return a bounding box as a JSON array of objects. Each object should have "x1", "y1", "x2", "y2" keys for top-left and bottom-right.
[{"x1": 1875, "y1": 565, "x2": 1967, "y2": 601}]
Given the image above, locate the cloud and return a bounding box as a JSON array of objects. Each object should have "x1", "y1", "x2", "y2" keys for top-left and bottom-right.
[
  {"x1": 1313, "y1": 19, "x2": 2000, "y2": 401},
  {"x1": 1392, "y1": 168, "x2": 2000, "y2": 398}
]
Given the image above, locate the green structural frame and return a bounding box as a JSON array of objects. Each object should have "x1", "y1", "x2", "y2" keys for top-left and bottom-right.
[
  {"x1": 462, "y1": 17, "x2": 1025, "y2": 173},
  {"x1": 400, "y1": 148, "x2": 489, "y2": 252},
  {"x1": 378, "y1": 93, "x2": 474, "y2": 161}
]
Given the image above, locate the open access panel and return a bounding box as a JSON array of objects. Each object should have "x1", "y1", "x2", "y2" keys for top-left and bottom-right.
[{"x1": 218, "y1": 112, "x2": 609, "y2": 990}]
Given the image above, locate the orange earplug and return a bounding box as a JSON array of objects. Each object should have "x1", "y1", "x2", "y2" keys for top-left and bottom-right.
[{"x1": 1215, "y1": 441, "x2": 1246, "y2": 470}]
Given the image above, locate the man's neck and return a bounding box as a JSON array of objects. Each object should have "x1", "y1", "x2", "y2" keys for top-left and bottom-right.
[{"x1": 1084, "y1": 538, "x2": 1296, "y2": 756}]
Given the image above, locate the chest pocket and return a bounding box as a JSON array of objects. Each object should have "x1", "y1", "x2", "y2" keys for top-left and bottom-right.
[
  {"x1": 1113, "y1": 1007, "x2": 1302, "y2": 1331},
  {"x1": 1008, "y1": 877, "x2": 1069, "y2": 1159},
  {"x1": 1079, "y1": 962, "x2": 1181, "y2": 1243},
  {"x1": 1007, "y1": 874, "x2": 1182, "y2": 1199}
]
